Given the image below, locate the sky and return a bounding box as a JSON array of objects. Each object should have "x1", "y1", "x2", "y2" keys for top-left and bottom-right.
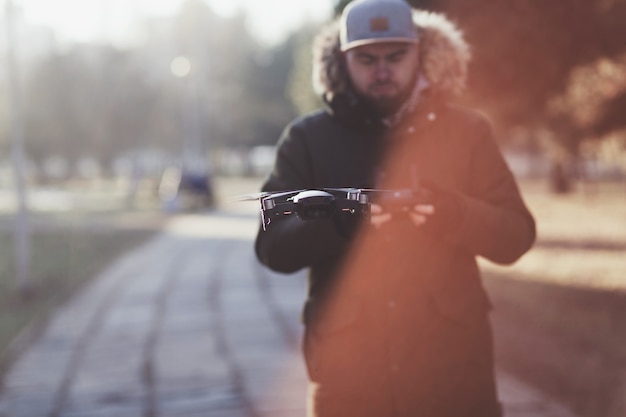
[{"x1": 13, "y1": 0, "x2": 335, "y2": 46}]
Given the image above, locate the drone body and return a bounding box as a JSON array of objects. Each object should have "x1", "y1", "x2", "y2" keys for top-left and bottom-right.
[{"x1": 247, "y1": 187, "x2": 433, "y2": 230}]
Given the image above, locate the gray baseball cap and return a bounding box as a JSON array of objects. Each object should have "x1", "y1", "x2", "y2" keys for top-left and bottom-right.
[{"x1": 340, "y1": 0, "x2": 418, "y2": 52}]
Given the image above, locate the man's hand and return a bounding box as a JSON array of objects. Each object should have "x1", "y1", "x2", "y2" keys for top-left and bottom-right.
[
  {"x1": 370, "y1": 203, "x2": 392, "y2": 228},
  {"x1": 408, "y1": 204, "x2": 435, "y2": 227},
  {"x1": 370, "y1": 203, "x2": 436, "y2": 228}
]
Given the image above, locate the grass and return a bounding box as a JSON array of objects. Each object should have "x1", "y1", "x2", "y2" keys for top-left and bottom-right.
[
  {"x1": 0, "y1": 227, "x2": 154, "y2": 348},
  {"x1": 0, "y1": 186, "x2": 164, "y2": 377},
  {"x1": 481, "y1": 179, "x2": 626, "y2": 417}
]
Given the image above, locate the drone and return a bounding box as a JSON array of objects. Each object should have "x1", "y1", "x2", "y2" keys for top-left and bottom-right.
[{"x1": 240, "y1": 187, "x2": 433, "y2": 230}]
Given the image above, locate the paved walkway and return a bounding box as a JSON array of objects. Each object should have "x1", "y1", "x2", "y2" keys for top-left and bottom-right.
[{"x1": 0, "y1": 210, "x2": 577, "y2": 417}]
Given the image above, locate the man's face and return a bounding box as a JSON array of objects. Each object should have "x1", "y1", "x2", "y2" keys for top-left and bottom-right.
[{"x1": 344, "y1": 42, "x2": 420, "y2": 116}]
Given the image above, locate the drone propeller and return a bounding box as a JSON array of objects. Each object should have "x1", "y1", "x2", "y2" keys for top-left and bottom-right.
[
  {"x1": 238, "y1": 186, "x2": 433, "y2": 204},
  {"x1": 235, "y1": 189, "x2": 307, "y2": 202},
  {"x1": 235, "y1": 192, "x2": 271, "y2": 202}
]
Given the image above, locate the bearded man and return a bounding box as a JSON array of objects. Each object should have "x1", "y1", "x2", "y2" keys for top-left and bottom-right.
[{"x1": 255, "y1": 1, "x2": 536, "y2": 416}]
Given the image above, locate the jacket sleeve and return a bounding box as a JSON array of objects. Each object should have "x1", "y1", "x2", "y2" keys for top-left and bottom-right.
[
  {"x1": 254, "y1": 122, "x2": 349, "y2": 273},
  {"x1": 448, "y1": 119, "x2": 536, "y2": 264}
]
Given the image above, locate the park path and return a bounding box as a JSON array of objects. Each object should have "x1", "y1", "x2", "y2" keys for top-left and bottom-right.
[{"x1": 0, "y1": 207, "x2": 578, "y2": 416}]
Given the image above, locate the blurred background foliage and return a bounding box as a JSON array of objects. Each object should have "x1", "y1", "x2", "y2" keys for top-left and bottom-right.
[
  {"x1": 1, "y1": 0, "x2": 625, "y2": 186},
  {"x1": 1, "y1": 0, "x2": 299, "y2": 181},
  {"x1": 418, "y1": 0, "x2": 626, "y2": 158}
]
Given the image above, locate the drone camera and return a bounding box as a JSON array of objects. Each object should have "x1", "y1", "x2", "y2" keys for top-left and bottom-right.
[{"x1": 293, "y1": 190, "x2": 335, "y2": 220}]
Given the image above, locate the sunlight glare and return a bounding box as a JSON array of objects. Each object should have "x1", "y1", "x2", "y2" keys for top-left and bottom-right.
[
  {"x1": 16, "y1": 0, "x2": 334, "y2": 45},
  {"x1": 171, "y1": 56, "x2": 192, "y2": 78}
]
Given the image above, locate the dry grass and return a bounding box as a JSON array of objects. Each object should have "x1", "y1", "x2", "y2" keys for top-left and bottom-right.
[
  {"x1": 481, "y1": 179, "x2": 626, "y2": 292},
  {"x1": 0, "y1": 207, "x2": 162, "y2": 377},
  {"x1": 482, "y1": 179, "x2": 626, "y2": 417},
  {"x1": 1, "y1": 228, "x2": 149, "y2": 326}
]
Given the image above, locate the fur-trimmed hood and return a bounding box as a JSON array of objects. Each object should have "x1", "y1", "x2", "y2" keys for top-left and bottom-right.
[{"x1": 312, "y1": 10, "x2": 470, "y2": 108}]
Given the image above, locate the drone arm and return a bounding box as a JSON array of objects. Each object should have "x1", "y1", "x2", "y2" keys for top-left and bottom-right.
[{"x1": 260, "y1": 200, "x2": 298, "y2": 230}]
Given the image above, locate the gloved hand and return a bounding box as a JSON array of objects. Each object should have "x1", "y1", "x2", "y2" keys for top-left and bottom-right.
[{"x1": 331, "y1": 208, "x2": 366, "y2": 240}]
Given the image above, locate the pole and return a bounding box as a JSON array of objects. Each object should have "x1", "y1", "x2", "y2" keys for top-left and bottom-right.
[
  {"x1": 171, "y1": 56, "x2": 193, "y2": 171},
  {"x1": 5, "y1": 0, "x2": 32, "y2": 296}
]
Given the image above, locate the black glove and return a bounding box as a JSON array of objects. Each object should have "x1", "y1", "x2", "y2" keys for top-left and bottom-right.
[{"x1": 331, "y1": 208, "x2": 366, "y2": 240}]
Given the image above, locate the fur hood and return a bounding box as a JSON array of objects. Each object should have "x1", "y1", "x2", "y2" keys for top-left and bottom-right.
[{"x1": 312, "y1": 10, "x2": 470, "y2": 105}]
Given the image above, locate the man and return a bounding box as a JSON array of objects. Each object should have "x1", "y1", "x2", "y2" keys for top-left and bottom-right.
[{"x1": 255, "y1": 0, "x2": 536, "y2": 416}]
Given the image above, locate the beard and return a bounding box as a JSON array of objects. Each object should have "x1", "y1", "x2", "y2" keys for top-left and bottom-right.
[
  {"x1": 362, "y1": 88, "x2": 409, "y2": 116},
  {"x1": 358, "y1": 74, "x2": 418, "y2": 117}
]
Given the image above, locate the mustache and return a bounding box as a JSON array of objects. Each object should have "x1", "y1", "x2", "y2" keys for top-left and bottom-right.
[{"x1": 371, "y1": 81, "x2": 396, "y2": 88}]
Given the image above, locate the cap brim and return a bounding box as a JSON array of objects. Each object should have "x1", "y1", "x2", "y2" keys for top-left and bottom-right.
[{"x1": 341, "y1": 37, "x2": 418, "y2": 52}]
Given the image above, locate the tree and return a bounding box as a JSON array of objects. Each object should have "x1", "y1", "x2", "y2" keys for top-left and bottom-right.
[
  {"x1": 334, "y1": 0, "x2": 353, "y2": 16},
  {"x1": 287, "y1": 23, "x2": 324, "y2": 116},
  {"x1": 163, "y1": 0, "x2": 296, "y2": 148},
  {"x1": 407, "y1": 1, "x2": 626, "y2": 148},
  {"x1": 22, "y1": 46, "x2": 168, "y2": 173},
  {"x1": 15, "y1": 0, "x2": 300, "y2": 178}
]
